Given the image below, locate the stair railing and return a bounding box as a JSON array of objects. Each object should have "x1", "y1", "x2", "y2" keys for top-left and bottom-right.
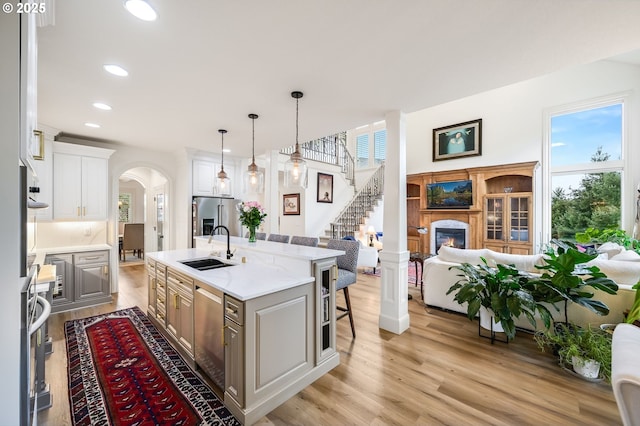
[
  {"x1": 281, "y1": 132, "x2": 355, "y2": 186},
  {"x1": 329, "y1": 164, "x2": 384, "y2": 239}
]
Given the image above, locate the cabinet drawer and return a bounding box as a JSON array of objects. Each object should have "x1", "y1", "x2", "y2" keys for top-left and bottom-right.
[
  {"x1": 75, "y1": 251, "x2": 109, "y2": 265},
  {"x1": 167, "y1": 268, "x2": 193, "y2": 292},
  {"x1": 224, "y1": 295, "x2": 244, "y2": 325},
  {"x1": 146, "y1": 259, "x2": 156, "y2": 274}
]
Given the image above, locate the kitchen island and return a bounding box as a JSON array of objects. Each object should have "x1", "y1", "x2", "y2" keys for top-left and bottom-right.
[{"x1": 146, "y1": 242, "x2": 343, "y2": 425}]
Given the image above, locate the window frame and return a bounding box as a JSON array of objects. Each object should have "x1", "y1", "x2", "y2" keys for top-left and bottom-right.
[
  {"x1": 353, "y1": 121, "x2": 386, "y2": 169},
  {"x1": 542, "y1": 92, "x2": 630, "y2": 245}
]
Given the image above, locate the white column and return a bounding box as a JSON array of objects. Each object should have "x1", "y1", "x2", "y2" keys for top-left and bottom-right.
[
  {"x1": 379, "y1": 110, "x2": 410, "y2": 334},
  {"x1": 265, "y1": 150, "x2": 280, "y2": 233}
]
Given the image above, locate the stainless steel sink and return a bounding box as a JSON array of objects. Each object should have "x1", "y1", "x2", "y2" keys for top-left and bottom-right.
[{"x1": 179, "y1": 258, "x2": 234, "y2": 271}]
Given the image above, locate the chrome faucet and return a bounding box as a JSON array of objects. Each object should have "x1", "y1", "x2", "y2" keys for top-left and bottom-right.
[{"x1": 211, "y1": 225, "x2": 233, "y2": 259}]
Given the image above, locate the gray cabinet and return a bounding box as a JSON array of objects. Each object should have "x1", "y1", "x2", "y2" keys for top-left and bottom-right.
[
  {"x1": 147, "y1": 259, "x2": 157, "y2": 317},
  {"x1": 224, "y1": 295, "x2": 245, "y2": 407},
  {"x1": 166, "y1": 269, "x2": 194, "y2": 357},
  {"x1": 45, "y1": 250, "x2": 111, "y2": 313}
]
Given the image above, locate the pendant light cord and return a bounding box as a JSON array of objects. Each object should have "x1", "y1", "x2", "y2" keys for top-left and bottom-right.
[
  {"x1": 220, "y1": 131, "x2": 225, "y2": 171},
  {"x1": 295, "y1": 96, "x2": 299, "y2": 151},
  {"x1": 252, "y1": 116, "x2": 256, "y2": 163}
]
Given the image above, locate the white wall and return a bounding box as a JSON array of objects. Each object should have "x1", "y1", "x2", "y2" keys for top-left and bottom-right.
[{"x1": 406, "y1": 59, "x2": 640, "y2": 235}]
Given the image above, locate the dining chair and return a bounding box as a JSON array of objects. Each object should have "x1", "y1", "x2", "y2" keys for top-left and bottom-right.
[
  {"x1": 290, "y1": 236, "x2": 319, "y2": 247},
  {"x1": 122, "y1": 223, "x2": 144, "y2": 261},
  {"x1": 267, "y1": 233, "x2": 290, "y2": 243},
  {"x1": 326, "y1": 239, "x2": 360, "y2": 338}
]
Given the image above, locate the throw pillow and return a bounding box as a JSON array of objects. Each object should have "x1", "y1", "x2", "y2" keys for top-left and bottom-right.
[{"x1": 597, "y1": 242, "x2": 625, "y2": 259}]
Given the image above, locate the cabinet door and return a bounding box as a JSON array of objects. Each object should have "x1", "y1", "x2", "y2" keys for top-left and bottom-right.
[
  {"x1": 193, "y1": 160, "x2": 216, "y2": 196},
  {"x1": 507, "y1": 195, "x2": 531, "y2": 244},
  {"x1": 314, "y1": 258, "x2": 336, "y2": 363},
  {"x1": 148, "y1": 273, "x2": 157, "y2": 317},
  {"x1": 224, "y1": 318, "x2": 244, "y2": 407},
  {"x1": 81, "y1": 156, "x2": 108, "y2": 220},
  {"x1": 46, "y1": 254, "x2": 74, "y2": 307},
  {"x1": 485, "y1": 195, "x2": 505, "y2": 242},
  {"x1": 53, "y1": 153, "x2": 82, "y2": 220},
  {"x1": 166, "y1": 284, "x2": 180, "y2": 340},
  {"x1": 75, "y1": 263, "x2": 109, "y2": 301},
  {"x1": 177, "y1": 291, "x2": 194, "y2": 355}
]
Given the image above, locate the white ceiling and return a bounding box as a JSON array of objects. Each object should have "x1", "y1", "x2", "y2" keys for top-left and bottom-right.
[{"x1": 37, "y1": 0, "x2": 640, "y2": 159}]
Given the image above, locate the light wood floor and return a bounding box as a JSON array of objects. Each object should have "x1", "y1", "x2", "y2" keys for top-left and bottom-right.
[{"x1": 39, "y1": 265, "x2": 622, "y2": 425}]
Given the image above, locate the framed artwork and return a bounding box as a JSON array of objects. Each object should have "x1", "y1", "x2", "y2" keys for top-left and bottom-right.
[
  {"x1": 317, "y1": 173, "x2": 333, "y2": 203},
  {"x1": 433, "y1": 119, "x2": 482, "y2": 161},
  {"x1": 283, "y1": 193, "x2": 300, "y2": 215},
  {"x1": 32, "y1": 129, "x2": 44, "y2": 160}
]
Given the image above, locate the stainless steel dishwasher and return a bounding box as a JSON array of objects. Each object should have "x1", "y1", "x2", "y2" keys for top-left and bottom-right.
[{"x1": 194, "y1": 286, "x2": 224, "y2": 390}]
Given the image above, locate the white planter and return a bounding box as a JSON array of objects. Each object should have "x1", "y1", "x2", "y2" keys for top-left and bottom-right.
[
  {"x1": 571, "y1": 356, "x2": 601, "y2": 379},
  {"x1": 479, "y1": 307, "x2": 504, "y2": 332}
]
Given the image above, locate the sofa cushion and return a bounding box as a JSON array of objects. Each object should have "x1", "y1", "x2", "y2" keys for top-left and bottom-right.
[
  {"x1": 486, "y1": 251, "x2": 546, "y2": 273},
  {"x1": 610, "y1": 250, "x2": 640, "y2": 262},
  {"x1": 586, "y1": 258, "x2": 640, "y2": 287},
  {"x1": 598, "y1": 242, "x2": 625, "y2": 259},
  {"x1": 437, "y1": 245, "x2": 489, "y2": 264}
]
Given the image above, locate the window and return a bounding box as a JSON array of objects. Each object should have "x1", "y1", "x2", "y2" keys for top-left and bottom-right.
[
  {"x1": 356, "y1": 134, "x2": 369, "y2": 168},
  {"x1": 547, "y1": 99, "x2": 625, "y2": 241},
  {"x1": 354, "y1": 122, "x2": 386, "y2": 169},
  {"x1": 374, "y1": 129, "x2": 386, "y2": 165},
  {"x1": 119, "y1": 193, "x2": 132, "y2": 222}
]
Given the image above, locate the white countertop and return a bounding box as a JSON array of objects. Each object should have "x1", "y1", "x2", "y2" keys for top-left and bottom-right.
[
  {"x1": 147, "y1": 248, "x2": 316, "y2": 301},
  {"x1": 195, "y1": 235, "x2": 344, "y2": 261}
]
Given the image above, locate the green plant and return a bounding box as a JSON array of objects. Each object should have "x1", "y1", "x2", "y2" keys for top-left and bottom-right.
[
  {"x1": 575, "y1": 227, "x2": 640, "y2": 254},
  {"x1": 447, "y1": 258, "x2": 546, "y2": 340},
  {"x1": 624, "y1": 281, "x2": 640, "y2": 325},
  {"x1": 535, "y1": 323, "x2": 612, "y2": 381},
  {"x1": 529, "y1": 240, "x2": 618, "y2": 324}
]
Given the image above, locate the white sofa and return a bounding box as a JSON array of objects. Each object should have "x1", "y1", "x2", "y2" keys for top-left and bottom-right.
[
  {"x1": 422, "y1": 245, "x2": 639, "y2": 330},
  {"x1": 612, "y1": 323, "x2": 640, "y2": 426}
]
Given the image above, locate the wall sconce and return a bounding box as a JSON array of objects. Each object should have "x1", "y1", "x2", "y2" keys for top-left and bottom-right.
[{"x1": 409, "y1": 226, "x2": 428, "y2": 234}]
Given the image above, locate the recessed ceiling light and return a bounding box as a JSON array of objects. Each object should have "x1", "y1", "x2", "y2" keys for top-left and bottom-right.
[
  {"x1": 222, "y1": 149, "x2": 231, "y2": 153},
  {"x1": 84, "y1": 122, "x2": 101, "y2": 128},
  {"x1": 103, "y1": 64, "x2": 128, "y2": 77},
  {"x1": 93, "y1": 102, "x2": 112, "y2": 111},
  {"x1": 124, "y1": 0, "x2": 157, "y2": 21}
]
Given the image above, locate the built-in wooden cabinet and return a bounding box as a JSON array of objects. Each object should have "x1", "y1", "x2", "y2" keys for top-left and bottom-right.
[
  {"x1": 52, "y1": 142, "x2": 113, "y2": 220},
  {"x1": 315, "y1": 258, "x2": 336, "y2": 363},
  {"x1": 407, "y1": 161, "x2": 538, "y2": 254}
]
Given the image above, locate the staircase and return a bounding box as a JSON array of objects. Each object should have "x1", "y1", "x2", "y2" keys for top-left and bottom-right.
[
  {"x1": 281, "y1": 132, "x2": 384, "y2": 242},
  {"x1": 326, "y1": 164, "x2": 384, "y2": 240}
]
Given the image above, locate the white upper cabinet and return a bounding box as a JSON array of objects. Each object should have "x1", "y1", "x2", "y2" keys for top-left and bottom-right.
[
  {"x1": 192, "y1": 159, "x2": 235, "y2": 197},
  {"x1": 52, "y1": 142, "x2": 114, "y2": 220}
]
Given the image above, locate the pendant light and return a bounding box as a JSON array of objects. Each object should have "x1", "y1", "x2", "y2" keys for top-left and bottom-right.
[
  {"x1": 244, "y1": 113, "x2": 264, "y2": 193},
  {"x1": 284, "y1": 91, "x2": 308, "y2": 188},
  {"x1": 215, "y1": 129, "x2": 231, "y2": 196}
]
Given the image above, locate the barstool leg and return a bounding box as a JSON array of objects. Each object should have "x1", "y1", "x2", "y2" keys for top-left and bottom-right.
[{"x1": 343, "y1": 287, "x2": 356, "y2": 338}]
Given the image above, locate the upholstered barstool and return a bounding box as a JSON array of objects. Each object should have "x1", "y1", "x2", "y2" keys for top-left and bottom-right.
[
  {"x1": 326, "y1": 239, "x2": 360, "y2": 338},
  {"x1": 290, "y1": 236, "x2": 319, "y2": 247},
  {"x1": 245, "y1": 231, "x2": 266, "y2": 240},
  {"x1": 267, "y1": 233, "x2": 290, "y2": 243}
]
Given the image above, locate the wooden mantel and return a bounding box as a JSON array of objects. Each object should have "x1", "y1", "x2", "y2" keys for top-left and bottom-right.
[{"x1": 407, "y1": 161, "x2": 539, "y2": 254}]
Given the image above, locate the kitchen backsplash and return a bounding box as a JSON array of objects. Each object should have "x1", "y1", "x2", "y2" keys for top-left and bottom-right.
[{"x1": 37, "y1": 221, "x2": 108, "y2": 248}]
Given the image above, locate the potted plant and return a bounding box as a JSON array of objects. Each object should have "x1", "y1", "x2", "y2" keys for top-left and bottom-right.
[
  {"x1": 527, "y1": 240, "x2": 618, "y2": 325},
  {"x1": 535, "y1": 323, "x2": 612, "y2": 381},
  {"x1": 624, "y1": 281, "x2": 640, "y2": 326},
  {"x1": 575, "y1": 227, "x2": 640, "y2": 255},
  {"x1": 447, "y1": 258, "x2": 545, "y2": 340}
]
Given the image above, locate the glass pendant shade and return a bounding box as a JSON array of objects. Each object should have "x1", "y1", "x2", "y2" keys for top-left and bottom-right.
[
  {"x1": 215, "y1": 129, "x2": 232, "y2": 196},
  {"x1": 284, "y1": 145, "x2": 308, "y2": 188},
  {"x1": 284, "y1": 91, "x2": 308, "y2": 188},
  {"x1": 244, "y1": 114, "x2": 264, "y2": 193}
]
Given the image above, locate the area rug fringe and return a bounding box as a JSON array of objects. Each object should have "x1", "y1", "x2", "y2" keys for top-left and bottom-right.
[{"x1": 65, "y1": 306, "x2": 240, "y2": 426}]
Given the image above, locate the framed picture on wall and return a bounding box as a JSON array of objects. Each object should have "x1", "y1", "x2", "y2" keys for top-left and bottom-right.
[
  {"x1": 317, "y1": 173, "x2": 333, "y2": 203},
  {"x1": 283, "y1": 193, "x2": 300, "y2": 215},
  {"x1": 433, "y1": 118, "x2": 482, "y2": 161}
]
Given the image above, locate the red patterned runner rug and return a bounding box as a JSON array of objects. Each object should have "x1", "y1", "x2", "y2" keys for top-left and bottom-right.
[{"x1": 65, "y1": 306, "x2": 240, "y2": 426}]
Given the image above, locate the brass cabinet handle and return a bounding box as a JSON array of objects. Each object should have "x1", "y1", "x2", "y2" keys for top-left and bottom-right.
[
  {"x1": 102, "y1": 265, "x2": 108, "y2": 275},
  {"x1": 83, "y1": 207, "x2": 86, "y2": 216},
  {"x1": 77, "y1": 207, "x2": 81, "y2": 216},
  {"x1": 222, "y1": 324, "x2": 230, "y2": 346},
  {"x1": 174, "y1": 293, "x2": 179, "y2": 309}
]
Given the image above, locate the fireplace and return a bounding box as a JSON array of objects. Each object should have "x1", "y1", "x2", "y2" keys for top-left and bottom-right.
[
  {"x1": 435, "y1": 228, "x2": 466, "y2": 249},
  {"x1": 430, "y1": 219, "x2": 470, "y2": 253}
]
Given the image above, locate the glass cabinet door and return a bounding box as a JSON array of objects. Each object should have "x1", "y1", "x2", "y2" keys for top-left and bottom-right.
[
  {"x1": 509, "y1": 196, "x2": 530, "y2": 242},
  {"x1": 485, "y1": 196, "x2": 504, "y2": 241}
]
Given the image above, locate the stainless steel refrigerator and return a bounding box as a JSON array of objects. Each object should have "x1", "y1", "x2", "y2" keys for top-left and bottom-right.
[{"x1": 192, "y1": 196, "x2": 240, "y2": 246}]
